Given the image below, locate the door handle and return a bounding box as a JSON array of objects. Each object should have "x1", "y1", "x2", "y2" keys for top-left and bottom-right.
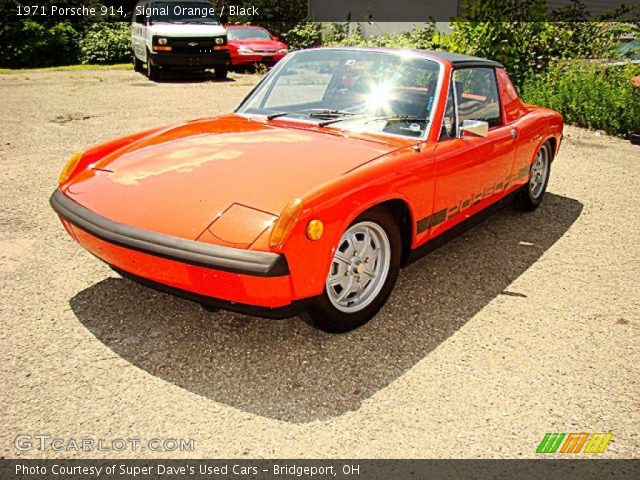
[{"x1": 510, "y1": 128, "x2": 518, "y2": 139}]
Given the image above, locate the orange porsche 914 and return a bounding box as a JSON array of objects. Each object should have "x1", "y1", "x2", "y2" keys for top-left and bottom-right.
[{"x1": 51, "y1": 47, "x2": 562, "y2": 332}]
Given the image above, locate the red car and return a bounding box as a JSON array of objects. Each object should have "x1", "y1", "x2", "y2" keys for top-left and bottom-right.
[
  {"x1": 225, "y1": 25, "x2": 288, "y2": 68},
  {"x1": 51, "y1": 48, "x2": 562, "y2": 332}
]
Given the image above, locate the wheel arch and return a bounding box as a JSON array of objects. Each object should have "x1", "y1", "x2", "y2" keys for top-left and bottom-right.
[
  {"x1": 363, "y1": 198, "x2": 414, "y2": 266},
  {"x1": 529, "y1": 134, "x2": 557, "y2": 168},
  {"x1": 545, "y1": 136, "x2": 557, "y2": 161},
  {"x1": 332, "y1": 195, "x2": 415, "y2": 268}
]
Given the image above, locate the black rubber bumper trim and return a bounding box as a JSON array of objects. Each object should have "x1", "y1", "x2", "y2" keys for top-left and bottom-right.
[
  {"x1": 113, "y1": 267, "x2": 310, "y2": 320},
  {"x1": 50, "y1": 189, "x2": 289, "y2": 277}
]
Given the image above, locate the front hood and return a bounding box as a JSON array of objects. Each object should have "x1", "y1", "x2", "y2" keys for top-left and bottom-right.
[
  {"x1": 148, "y1": 23, "x2": 226, "y2": 37},
  {"x1": 64, "y1": 115, "x2": 404, "y2": 243}
]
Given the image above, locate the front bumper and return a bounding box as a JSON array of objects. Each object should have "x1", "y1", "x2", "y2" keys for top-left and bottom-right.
[
  {"x1": 149, "y1": 50, "x2": 230, "y2": 68},
  {"x1": 50, "y1": 190, "x2": 300, "y2": 315},
  {"x1": 230, "y1": 53, "x2": 286, "y2": 66}
]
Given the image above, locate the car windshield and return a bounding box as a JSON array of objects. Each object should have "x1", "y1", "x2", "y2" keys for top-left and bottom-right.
[
  {"x1": 227, "y1": 28, "x2": 271, "y2": 40},
  {"x1": 148, "y1": 2, "x2": 220, "y2": 24},
  {"x1": 236, "y1": 49, "x2": 441, "y2": 139}
]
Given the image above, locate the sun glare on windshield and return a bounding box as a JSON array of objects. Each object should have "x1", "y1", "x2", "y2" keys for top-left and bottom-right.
[
  {"x1": 237, "y1": 49, "x2": 441, "y2": 138},
  {"x1": 365, "y1": 82, "x2": 395, "y2": 113}
]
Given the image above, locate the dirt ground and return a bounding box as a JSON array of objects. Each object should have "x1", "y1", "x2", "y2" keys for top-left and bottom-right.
[{"x1": 0, "y1": 69, "x2": 638, "y2": 458}]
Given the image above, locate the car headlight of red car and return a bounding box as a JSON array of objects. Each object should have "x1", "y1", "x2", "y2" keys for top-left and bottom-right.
[
  {"x1": 276, "y1": 49, "x2": 288, "y2": 55},
  {"x1": 269, "y1": 198, "x2": 302, "y2": 249},
  {"x1": 58, "y1": 151, "x2": 84, "y2": 186},
  {"x1": 237, "y1": 47, "x2": 255, "y2": 55}
]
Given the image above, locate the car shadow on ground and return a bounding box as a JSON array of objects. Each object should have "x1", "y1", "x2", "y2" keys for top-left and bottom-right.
[
  {"x1": 148, "y1": 69, "x2": 235, "y2": 84},
  {"x1": 70, "y1": 193, "x2": 582, "y2": 423}
]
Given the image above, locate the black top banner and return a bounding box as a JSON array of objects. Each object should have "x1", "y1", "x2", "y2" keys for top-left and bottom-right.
[{"x1": 4, "y1": 0, "x2": 640, "y2": 23}]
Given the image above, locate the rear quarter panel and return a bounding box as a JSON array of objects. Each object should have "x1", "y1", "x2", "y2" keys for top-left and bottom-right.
[
  {"x1": 509, "y1": 107, "x2": 563, "y2": 191},
  {"x1": 497, "y1": 67, "x2": 563, "y2": 191}
]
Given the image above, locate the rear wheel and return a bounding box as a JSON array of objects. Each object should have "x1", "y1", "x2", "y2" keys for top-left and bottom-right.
[
  {"x1": 301, "y1": 208, "x2": 401, "y2": 333},
  {"x1": 514, "y1": 142, "x2": 552, "y2": 211}
]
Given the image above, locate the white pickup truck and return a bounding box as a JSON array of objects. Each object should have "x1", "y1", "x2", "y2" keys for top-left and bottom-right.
[{"x1": 132, "y1": 0, "x2": 230, "y2": 80}]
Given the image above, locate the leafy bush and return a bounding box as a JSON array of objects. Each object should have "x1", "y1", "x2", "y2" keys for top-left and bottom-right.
[
  {"x1": 446, "y1": 1, "x2": 627, "y2": 88},
  {"x1": 447, "y1": 23, "x2": 623, "y2": 89},
  {"x1": 282, "y1": 21, "x2": 324, "y2": 50},
  {"x1": 0, "y1": 20, "x2": 80, "y2": 68},
  {"x1": 323, "y1": 23, "x2": 438, "y2": 50},
  {"x1": 280, "y1": 22, "x2": 439, "y2": 51},
  {"x1": 79, "y1": 23, "x2": 131, "y2": 64},
  {"x1": 521, "y1": 61, "x2": 640, "y2": 136}
]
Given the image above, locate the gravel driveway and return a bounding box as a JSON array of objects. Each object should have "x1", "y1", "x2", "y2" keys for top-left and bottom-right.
[{"x1": 1, "y1": 69, "x2": 638, "y2": 458}]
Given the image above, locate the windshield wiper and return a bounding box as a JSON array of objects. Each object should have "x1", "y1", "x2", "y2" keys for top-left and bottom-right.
[
  {"x1": 319, "y1": 114, "x2": 430, "y2": 128},
  {"x1": 265, "y1": 112, "x2": 290, "y2": 120},
  {"x1": 299, "y1": 109, "x2": 357, "y2": 118},
  {"x1": 264, "y1": 109, "x2": 358, "y2": 125},
  {"x1": 316, "y1": 114, "x2": 367, "y2": 127},
  {"x1": 366, "y1": 115, "x2": 430, "y2": 124}
]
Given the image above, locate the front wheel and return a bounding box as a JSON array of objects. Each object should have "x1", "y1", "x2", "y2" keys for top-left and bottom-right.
[
  {"x1": 214, "y1": 66, "x2": 228, "y2": 79},
  {"x1": 514, "y1": 142, "x2": 552, "y2": 211},
  {"x1": 146, "y1": 54, "x2": 160, "y2": 81},
  {"x1": 301, "y1": 208, "x2": 401, "y2": 333}
]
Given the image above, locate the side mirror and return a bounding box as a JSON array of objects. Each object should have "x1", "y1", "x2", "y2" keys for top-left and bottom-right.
[
  {"x1": 460, "y1": 119, "x2": 489, "y2": 138},
  {"x1": 273, "y1": 36, "x2": 280, "y2": 41}
]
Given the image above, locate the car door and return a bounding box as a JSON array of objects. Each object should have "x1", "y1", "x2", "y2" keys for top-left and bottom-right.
[{"x1": 429, "y1": 67, "x2": 516, "y2": 239}]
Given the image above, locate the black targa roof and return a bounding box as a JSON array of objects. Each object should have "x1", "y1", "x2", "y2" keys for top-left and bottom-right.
[
  {"x1": 323, "y1": 47, "x2": 504, "y2": 69},
  {"x1": 422, "y1": 51, "x2": 504, "y2": 69}
]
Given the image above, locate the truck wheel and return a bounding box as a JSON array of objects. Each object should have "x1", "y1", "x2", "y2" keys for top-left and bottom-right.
[
  {"x1": 214, "y1": 66, "x2": 228, "y2": 79},
  {"x1": 514, "y1": 142, "x2": 552, "y2": 211},
  {"x1": 146, "y1": 53, "x2": 159, "y2": 81},
  {"x1": 301, "y1": 208, "x2": 402, "y2": 333}
]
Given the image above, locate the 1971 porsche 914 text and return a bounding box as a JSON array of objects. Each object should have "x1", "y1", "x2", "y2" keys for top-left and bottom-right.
[{"x1": 51, "y1": 47, "x2": 562, "y2": 332}]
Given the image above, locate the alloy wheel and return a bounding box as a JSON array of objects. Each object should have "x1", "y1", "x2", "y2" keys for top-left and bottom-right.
[{"x1": 326, "y1": 221, "x2": 391, "y2": 313}]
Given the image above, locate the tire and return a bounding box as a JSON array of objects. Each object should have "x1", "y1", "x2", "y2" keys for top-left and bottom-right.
[
  {"x1": 214, "y1": 66, "x2": 228, "y2": 79},
  {"x1": 301, "y1": 208, "x2": 402, "y2": 333},
  {"x1": 514, "y1": 141, "x2": 552, "y2": 211},
  {"x1": 132, "y1": 52, "x2": 144, "y2": 73},
  {"x1": 146, "y1": 52, "x2": 160, "y2": 81}
]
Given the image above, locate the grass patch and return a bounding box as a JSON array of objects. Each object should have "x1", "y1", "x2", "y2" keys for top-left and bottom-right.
[{"x1": 0, "y1": 64, "x2": 131, "y2": 74}]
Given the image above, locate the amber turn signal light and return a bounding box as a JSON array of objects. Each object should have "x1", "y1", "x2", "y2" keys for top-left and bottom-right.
[
  {"x1": 306, "y1": 220, "x2": 324, "y2": 241},
  {"x1": 58, "y1": 151, "x2": 84, "y2": 186},
  {"x1": 152, "y1": 46, "x2": 172, "y2": 52},
  {"x1": 269, "y1": 198, "x2": 302, "y2": 249}
]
